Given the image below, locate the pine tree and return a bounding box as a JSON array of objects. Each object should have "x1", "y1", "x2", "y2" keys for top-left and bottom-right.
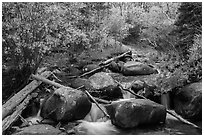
[{"x1": 174, "y1": 2, "x2": 201, "y2": 60}]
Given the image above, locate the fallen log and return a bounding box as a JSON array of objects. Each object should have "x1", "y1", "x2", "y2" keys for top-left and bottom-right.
[
  {"x1": 67, "y1": 51, "x2": 132, "y2": 79},
  {"x1": 79, "y1": 63, "x2": 110, "y2": 78},
  {"x1": 99, "y1": 51, "x2": 132, "y2": 66},
  {"x1": 2, "y1": 95, "x2": 32, "y2": 133},
  {"x1": 2, "y1": 71, "x2": 52, "y2": 120},
  {"x1": 31, "y1": 73, "x2": 66, "y2": 89}
]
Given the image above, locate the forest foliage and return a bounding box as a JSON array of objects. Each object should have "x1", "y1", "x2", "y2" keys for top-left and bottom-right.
[{"x1": 2, "y1": 2, "x2": 202, "y2": 101}]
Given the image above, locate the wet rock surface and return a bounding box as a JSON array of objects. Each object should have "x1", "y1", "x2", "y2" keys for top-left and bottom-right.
[
  {"x1": 14, "y1": 124, "x2": 66, "y2": 135},
  {"x1": 122, "y1": 61, "x2": 158, "y2": 76},
  {"x1": 88, "y1": 72, "x2": 123, "y2": 100},
  {"x1": 173, "y1": 82, "x2": 202, "y2": 121},
  {"x1": 70, "y1": 77, "x2": 92, "y2": 89},
  {"x1": 41, "y1": 87, "x2": 92, "y2": 122},
  {"x1": 105, "y1": 99, "x2": 166, "y2": 128},
  {"x1": 108, "y1": 61, "x2": 158, "y2": 76}
]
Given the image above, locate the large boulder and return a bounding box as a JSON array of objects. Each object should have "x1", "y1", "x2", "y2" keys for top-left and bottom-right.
[
  {"x1": 41, "y1": 87, "x2": 92, "y2": 123},
  {"x1": 88, "y1": 72, "x2": 123, "y2": 100},
  {"x1": 105, "y1": 99, "x2": 166, "y2": 128},
  {"x1": 122, "y1": 61, "x2": 158, "y2": 76},
  {"x1": 13, "y1": 124, "x2": 65, "y2": 135},
  {"x1": 173, "y1": 82, "x2": 202, "y2": 121}
]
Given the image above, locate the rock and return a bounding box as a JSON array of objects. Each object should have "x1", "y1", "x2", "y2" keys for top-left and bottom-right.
[
  {"x1": 41, "y1": 87, "x2": 92, "y2": 123},
  {"x1": 173, "y1": 82, "x2": 202, "y2": 121},
  {"x1": 118, "y1": 55, "x2": 132, "y2": 62},
  {"x1": 130, "y1": 80, "x2": 145, "y2": 93},
  {"x1": 124, "y1": 61, "x2": 144, "y2": 67},
  {"x1": 89, "y1": 72, "x2": 117, "y2": 89},
  {"x1": 105, "y1": 99, "x2": 166, "y2": 128},
  {"x1": 88, "y1": 72, "x2": 123, "y2": 100},
  {"x1": 129, "y1": 80, "x2": 160, "y2": 103},
  {"x1": 122, "y1": 61, "x2": 158, "y2": 76},
  {"x1": 108, "y1": 61, "x2": 123, "y2": 73},
  {"x1": 70, "y1": 78, "x2": 92, "y2": 89},
  {"x1": 14, "y1": 124, "x2": 65, "y2": 135}
]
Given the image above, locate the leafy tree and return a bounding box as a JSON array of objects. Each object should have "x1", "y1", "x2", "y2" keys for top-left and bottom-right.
[
  {"x1": 174, "y1": 2, "x2": 202, "y2": 59},
  {"x1": 2, "y1": 2, "x2": 50, "y2": 101}
]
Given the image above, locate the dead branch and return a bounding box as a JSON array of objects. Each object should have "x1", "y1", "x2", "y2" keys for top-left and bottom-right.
[
  {"x1": 2, "y1": 71, "x2": 52, "y2": 120},
  {"x1": 167, "y1": 110, "x2": 201, "y2": 130},
  {"x1": 31, "y1": 73, "x2": 67, "y2": 89},
  {"x1": 99, "y1": 50, "x2": 132, "y2": 66},
  {"x1": 79, "y1": 63, "x2": 110, "y2": 78},
  {"x1": 114, "y1": 80, "x2": 145, "y2": 99},
  {"x1": 84, "y1": 90, "x2": 110, "y2": 119},
  {"x1": 94, "y1": 97, "x2": 112, "y2": 104},
  {"x1": 66, "y1": 51, "x2": 132, "y2": 79}
]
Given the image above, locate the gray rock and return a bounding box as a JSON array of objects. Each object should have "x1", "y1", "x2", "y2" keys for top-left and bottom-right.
[
  {"x1": 105, "y1": 99, "x2": 166, "y2": 128},
  {"x1": 88, "y1": 72, "x2": 123, "y2": 100},
  {"x1": 89, "y1": 72, "x2": 117, "y2": 89},
  {"x1": 14, "y1": 124, "x2": 66, "y2": 135},
  {"x1": 174, "y1": 82, "x2": 202, "y2": 121},
  {"x1": 122, "y1": 61, "x2": 158, "y2": 76},
  {"x1": 71, "y1": 78, "x2": 92, "y2": 89},
  {"x1": 41, "y1": 87, "x2": 92, "y2": 122}
]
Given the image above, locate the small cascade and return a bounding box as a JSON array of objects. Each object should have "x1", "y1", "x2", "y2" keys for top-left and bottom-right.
[{"x1": 161, "y1": 93, "x2": 170, "y2": 109}]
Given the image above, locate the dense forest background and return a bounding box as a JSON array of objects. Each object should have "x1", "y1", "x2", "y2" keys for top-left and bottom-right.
[{"x1": 2, "y1": 2, "x2": 202, "y2": 102}]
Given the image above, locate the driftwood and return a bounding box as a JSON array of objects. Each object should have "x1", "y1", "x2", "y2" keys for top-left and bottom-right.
[
  {"x1": 78, "y1": 63, "x2": 110, "y2": 78},
  {"x1": 2, "y1": 71, "x2": 52, "y2": 120},
  {"x1": 77, "y1": 51, "x2": 132, "y2": 78},
  {"x1": 31, "y1": 74, "x2": 109, "y2": 119},
  {"x1": 167, "y1": 110, "x2": 201, "y2": 130},
  {"x1": 67, "y1": 51, "x2": 132, "y2": 79},
  {"x1": 2, "y1": 95, "x2": 32, "y2": 132},
  {"x1": 99, "y1": 50, "x2": 132, "y2": 66},
  {"x1": 114, "y1": 80, "x2": 201, "y2": 130},
  {"x1": 67, "y1": 63, "x2": 110, "y2": 79},
  {"x1": 115, "y1": 80, "x2": 145, "y2": 99},
  {"x1": 31, "y1": 74, "x2": 66, "y2": 89},
  {"x1": 94, "y1": 97, "x2": 112, "y2": 104}
]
